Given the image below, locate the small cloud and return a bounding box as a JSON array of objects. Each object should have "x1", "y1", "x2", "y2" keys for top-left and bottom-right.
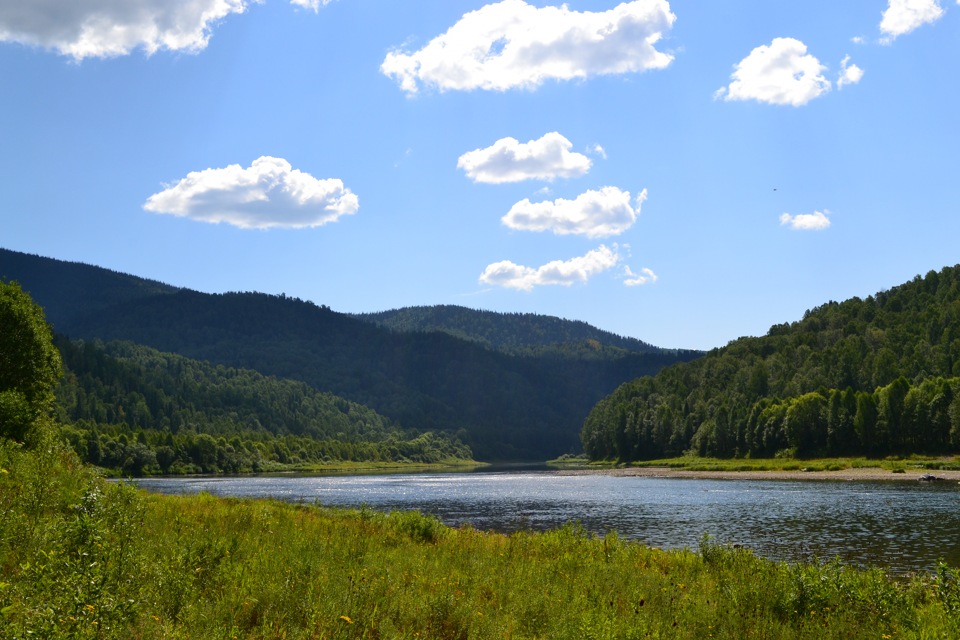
[
  {"x1": 479, "y1": 245, "x2": 622, "y2": 291},
  {"x1": 623, "y1": 266, "x2": 657, "y2": 286},
  {"x1": 715, "y1": 37, "x2": 830, "y2": 107},
  {"x1": 144, "y1": 156, "x2": 359, "y2": 230},
  {"x1": 0, "y1": 0, "x2": 249, "y2": 60},
  {"x1": 780, "y1": 209, "x2": 831, "y2": 231},
  {"x1": 502, "y1": 187, "x2": 647, "y2": 238},
  {"x1": 588, "y1": 144, "x2": 608, "y2": 160},
  {"x1": 851, "y1": 36, "x2": 866, "y2": 44},
  {"x1": 880, "y1": 0, "x2": 945, "y2": 41},
  {"x1": 457, "y1": 132, "x2": 592, "y2": 183},
  {"x1": 289, "y1": 0, "x2": 334, "y2": 10},
  {"x1": 837, "y1": 55, "x2": 864, "y2": 89},
  {"x1": 381, "y1": 0, "x2": 677, "y2": 94}
]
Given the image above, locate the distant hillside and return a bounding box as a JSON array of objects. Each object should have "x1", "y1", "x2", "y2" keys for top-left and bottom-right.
[
  {"x1": 54, "y1": 337, "x2": 470, "y2": 475},
  {"x1": 0, "y1": 248, "x2": 177, "y2": 326},
  {"x1": 354, "y1": 305, "x2": 681, "y2": 356},
  {"x1": 582, "y1": 265, "x2": 960, "y2": 461},
  {"x1": 1, "y1": 248, "x2": 701, "y2": 460}
]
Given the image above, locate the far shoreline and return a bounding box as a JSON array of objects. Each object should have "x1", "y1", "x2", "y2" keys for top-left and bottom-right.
[{"x1": 554, "y1": 465, "x2": 960, "y2": 482}]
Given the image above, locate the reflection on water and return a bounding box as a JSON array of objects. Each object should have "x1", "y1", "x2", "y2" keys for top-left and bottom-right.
[{"x1": 133, "y1": 470, "x2": 960, "y2": 574}]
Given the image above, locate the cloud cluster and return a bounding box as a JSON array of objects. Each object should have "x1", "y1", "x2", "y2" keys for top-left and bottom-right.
[
  {"x1": 715, "y1": 37, "x2": 831, "y2": 107},
  {"x1": 381, "y1": 0, "x2": 676, "y2": 94},
  {"x1": 144, "y1": 156, "x2": 359, "y2": 230},
  {"x1": 502, "y1": 187, "x2": 647, "y2": 238},
  {"x1": 880, "y1": 0, "x2": 946, "y2": 40},
  {"x1": 479, "y1": 245, "x2": 622, "y2": 291},
  {"x1": 780, "y1": 210, "x2": 831, "y2": 231},
  {"x1": 0, "y1": 0, "x2": 249, "y2": 59},
  {"x1": 458, "y1": 132, "x2": 592, "y2": 184}
]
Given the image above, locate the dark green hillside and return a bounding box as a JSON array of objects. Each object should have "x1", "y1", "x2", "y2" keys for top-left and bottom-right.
[
  {"x1": 53, "y1": 338, "x2": 469, "y2": 474},
  {"x1": 355, "y1": 304, "x2": 693, "y2": 356},
  {"x1": 2, "y1": 249, "x2": 699, "y2": 460},
  {"x1": 583, "y1": 266, "x2": 960, "y2": 461},
  {"x1": 0, "y1": 248, "x2": 177, "y2": 327}
]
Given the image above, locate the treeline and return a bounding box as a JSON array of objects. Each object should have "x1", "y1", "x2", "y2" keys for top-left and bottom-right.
[
  {"x1": 583, "y1": 266, "x2": 960, "y2": 461},
  {"x1": 354, "y1": 304, "x2": 686, "y2": 355},
  {"x1": 53, "y1": 337, "x2": 471, "y2": 474},
  {"x1": 58, "y1": 424, "x2": 469, "y2": 475}
]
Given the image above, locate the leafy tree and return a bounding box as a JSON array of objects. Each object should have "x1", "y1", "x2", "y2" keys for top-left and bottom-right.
[{"x1": 0, "y1": 281, "x2": 62, "y2": 441}]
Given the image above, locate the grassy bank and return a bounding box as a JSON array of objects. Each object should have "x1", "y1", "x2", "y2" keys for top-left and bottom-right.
[{"x1": 5, "y1": 442, "x2": 960, "y2": 639}]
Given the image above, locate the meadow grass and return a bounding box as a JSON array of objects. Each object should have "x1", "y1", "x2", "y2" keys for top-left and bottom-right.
[{"x1": 4, "y1": 440, "x2": 960, "y2": 639}]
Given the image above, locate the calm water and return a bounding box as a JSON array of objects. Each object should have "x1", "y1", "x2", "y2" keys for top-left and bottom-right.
[{"x1": 134, "y1": 469, "x2": 960, "y2": 574}]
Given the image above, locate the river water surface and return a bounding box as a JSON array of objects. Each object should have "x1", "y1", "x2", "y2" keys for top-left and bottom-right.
[{"x1": 134, "y1": 468, "x2": 960, "y2": 574}]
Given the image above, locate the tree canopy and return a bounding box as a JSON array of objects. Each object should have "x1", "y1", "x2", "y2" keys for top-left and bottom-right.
[
  {"x1": 582, "y1": 266, "x2": 960, "y2": 461},
  {"x1": 0, "y1": 280, "x2": 62, "y2": 441}
]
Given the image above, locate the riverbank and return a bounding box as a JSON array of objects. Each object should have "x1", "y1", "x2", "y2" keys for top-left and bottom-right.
[{"x1": 557, "y1": 465, "x2": 960, "y2": 482}]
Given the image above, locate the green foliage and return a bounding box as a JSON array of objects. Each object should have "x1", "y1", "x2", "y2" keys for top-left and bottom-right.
[
  {"x1": 52, "y1": 338, "x2": 473, "y2": 474},
  {"x1": 0, "y1": 280, "x2": 62, "y2": 441},
  {"x1": 584, "y1": 265, "x2": 960, "y2": 461}
]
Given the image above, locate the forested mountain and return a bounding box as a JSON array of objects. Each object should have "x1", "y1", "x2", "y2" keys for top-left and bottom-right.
[
  {"x1": 54, "y1": 337, "x2": 469, "y2": 475},
  {"x1": 1, "y1": 248, "x2": 700, "y2": 460},
  {"x1": 354, "y1": 305, "x2": 687, "y2": 356},
  {"x1": 582, "y1": 266, "x2": 960, "y2": 462}
]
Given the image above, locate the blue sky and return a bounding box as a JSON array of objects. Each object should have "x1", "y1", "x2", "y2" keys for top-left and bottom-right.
[{"x1": 1, "y1": 0, "x2": 957, "y2": 351}]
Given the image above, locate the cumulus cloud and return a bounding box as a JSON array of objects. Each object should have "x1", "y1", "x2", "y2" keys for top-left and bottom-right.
[
  {"x1": 457, "y1": 132, "x2": 592, "y2": 184},
  {"x1": 144, "y1": 156, "x2": 359, "y2": 230},
  {"x1": 837, "y1": 55, "x2": 864, "y2": 89},
  {"x1": 381, "y1": 0, "x2": 676, "y2": 94},
  {"x1": 780, "y1": 210, "x2": 831, "y2": 231},
  {"x1": 880, "y1": 0, "x2": 945, "y2": 41},
  {"x1": 623, "y1": 266, "x2": 657, "y2": 286},
  {"x1": 715, "y1": 37, "x2": 831, "y2": 107},
  {"x1": 0, "y1": 0, "x2": 251, "y2": 59},
  {"x1": 588, "y1": 144, "x2": 608, "y2": 160},
  {"x1": 502, "y1": 187, "x2": 646, "y2": 238},
  {"x1": 479, "y1": 245, "x2": 622, "y2": 291}
]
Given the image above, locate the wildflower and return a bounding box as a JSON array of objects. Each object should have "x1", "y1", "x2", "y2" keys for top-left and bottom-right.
[{"x1": 340, "y1": 615, "x2": 353, "y2": 624}]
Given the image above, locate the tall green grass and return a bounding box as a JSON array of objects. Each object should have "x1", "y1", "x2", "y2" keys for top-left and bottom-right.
[{"x1": 4, "y1": 441, "x2": 960, "y2": 639}]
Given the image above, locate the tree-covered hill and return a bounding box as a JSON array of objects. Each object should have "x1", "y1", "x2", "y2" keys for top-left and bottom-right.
[
  {"x1": 354, "y1": 305, "x2": 695, "y2": 357},
  {"x1": 582, "y1": 266, "x2": 960, "y2": 462},
  {"x1": 1, "y1": 248, "x2": 700, "y2": 460},
  {"x1": 53, "y1": 337, "x2": 470, "y2": 474}
]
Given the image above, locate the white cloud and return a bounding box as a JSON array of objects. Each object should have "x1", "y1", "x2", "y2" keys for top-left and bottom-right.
[
  {"x1": 780, "y1": 210, "x2": 831, "y2": 231},
  {"x1": 880, "y1": 0, "x2": 944, "y2": 41},
  {"x1": 715, "y1": 37, "x2": 831, "y2": 107},
  {"x1": 381, "y1": 0, "x2": 676, "y2": 94},
  {"x1": 623, "y1": 266, "x2": 657, "y2": 286},
  {"x1": 144, "y1": 156, "x2": 359, "y2": 230},
  {"x1": 588, "y1": 143, "x2": 608, "y2": 160},
  {"x1": 457, "y1": 132, "x2": 592, "y2": 184},
  {"x1": 479, "y1": 245, "x2": 622, "y2": 291},
  {"x1": 837, "y1": 55, "x2": 864, "y2": 89},
  {"x1": 502, "y1": 187, "x2": 647, "y2": 238},
  {"x1": 289, "y1": 0, "x2": 333, "y2": 10},
  {"x1": 0, "y1": 0, "x2": 250, "y2": 60}
]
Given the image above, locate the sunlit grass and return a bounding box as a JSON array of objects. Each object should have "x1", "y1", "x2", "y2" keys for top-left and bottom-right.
[{"x1": 4, "y1": 441, "x2": 960, "y2": 639}]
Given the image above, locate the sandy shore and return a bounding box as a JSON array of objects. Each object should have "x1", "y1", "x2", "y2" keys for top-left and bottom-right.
[{"x1": 554, "y1": 466, "x2": 960, "y2": 482}]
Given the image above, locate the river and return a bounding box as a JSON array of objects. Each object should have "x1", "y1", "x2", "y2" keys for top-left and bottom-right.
[{"x1": 133, "y1": 468, "x2": 960, "y2": 574}]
